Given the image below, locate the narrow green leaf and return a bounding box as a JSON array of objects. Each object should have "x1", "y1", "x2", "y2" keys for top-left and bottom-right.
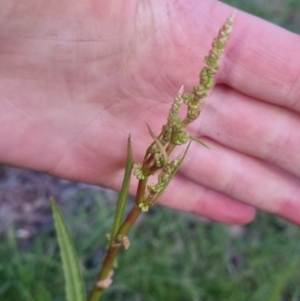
[
  {"x1": 267, "y1": 256, "x2": 300, "y2": 301},
  {"x1": 143, "y1": 129, "x2": 166, "y2": 165},
  {"x1": 51, "y1": 198, "x2": 86, "y2": 301},
  {"x1": 146, "y1": 123, "x2": 169, "y2": 166},
  {"x1": 111, "y1": 135, "x2": 134, "y2": 240},
  {"x1": 189, "y1": 135, "x2": 211, "y2": 149},
  {"x1": 143, "y1": 140, "x2": 155, "y2": 165}
]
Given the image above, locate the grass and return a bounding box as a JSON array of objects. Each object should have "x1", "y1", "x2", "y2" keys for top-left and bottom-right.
[
  {"x1": 1, "y1": 192, "x2": 300, "y2": 301},
  {"x1": 222, "y1": 0, "x2": 300, "y2": 33},
  {"x1": 1, "y1": 2, "x2": 300, "y2": 301}
]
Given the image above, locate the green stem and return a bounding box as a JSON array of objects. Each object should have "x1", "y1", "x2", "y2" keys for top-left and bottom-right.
[
  {"x1": 181, "y1": 117, "x2": 192, "y2": 128},
  {"x1": 88, "y1": 198, "x2": 143, "y2": 301},
  {"x1": 165, "y1": 143, "x2": 176, "y2": 156},
  {"x1": 88, "y1": 170, "x2": 149, "y2": 301},
  {"x1": 135, "y1": 178, "x2": 149, "y2": 205}
]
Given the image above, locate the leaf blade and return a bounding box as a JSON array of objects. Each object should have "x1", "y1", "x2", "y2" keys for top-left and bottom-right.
[
  {"x1": 146, "y1": 123, "x2": 169, "y2": 166},
  {"x1": 51, "y1": 198, "x2": 86, "y2": 301},
  {"x1": 111, "y1": 135, "x2": 134, "y2": 240},
  {"x1": 189, "y1": 135, "x2": 211, "y2": 149}
]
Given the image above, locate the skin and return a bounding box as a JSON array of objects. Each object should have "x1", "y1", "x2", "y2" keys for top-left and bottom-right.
[{"x1": 1, "y1": 0, "x2": 300, "y2": 224}]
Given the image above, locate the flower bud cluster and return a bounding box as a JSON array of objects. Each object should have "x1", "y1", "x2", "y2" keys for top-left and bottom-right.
[
  {"x1": 161, "y1": 86, "x2": 191, "y2": 146},
  {"x1": 183, "y1": 12, "x2": 236, "y2": 124},
  {"x1": 133, "y1": 13, "x2": 235, "y2": 211},
  {"x1": 144, "y1": 153, "x2": 185, "y2": 207},
  {"x1": 133, "y1": 163, "x2": 145, "y2": 180}
]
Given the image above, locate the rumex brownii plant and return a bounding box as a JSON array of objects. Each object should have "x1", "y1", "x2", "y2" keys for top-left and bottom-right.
[{"x1": 51, "y1": 12, "x2": 236, "y2": 301}]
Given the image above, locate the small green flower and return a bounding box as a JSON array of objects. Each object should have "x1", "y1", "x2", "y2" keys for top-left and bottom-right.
[
  {"x1": 138, "y1": 203, "x2": 149, "y2": 212},
  {"x1": 155, "y1": 152, "x2": 167, "y2": 167},
  {"x1": 187, "y1": 103, "x2": 201, "y2": 120},
  {"x1": 147, "y1": 183, "x2": 158, "y2": 195},
  {"x1": 182, "y1": 12, "x2": 236, "y2": 125},
  {"x1": 161, "y1": 124, "x2": 172, "y2": 144},
  {"x1": 133, "y1": 163, "x2": 145, "y2": 180}
]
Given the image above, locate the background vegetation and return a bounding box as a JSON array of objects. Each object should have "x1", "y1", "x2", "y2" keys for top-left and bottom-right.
[{"x1": 1, "y1": 1, "x2": 300, "y2": 300}]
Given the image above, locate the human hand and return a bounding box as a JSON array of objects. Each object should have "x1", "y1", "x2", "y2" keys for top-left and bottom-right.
[{"x1": 1, "y1": 0, "x2": 300, "y2": 224}]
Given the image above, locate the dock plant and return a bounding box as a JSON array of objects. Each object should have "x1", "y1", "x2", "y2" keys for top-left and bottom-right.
[{"x1": 51, "y1": 12, "x2": 236, "y2": 301}]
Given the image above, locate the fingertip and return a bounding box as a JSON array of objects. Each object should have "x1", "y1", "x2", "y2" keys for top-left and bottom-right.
[
  {"x1": 278, "y1": 199, "x2": 300, "y2": 226},
  {"x1": 192, "y1": 194, "x2": 256, "y2": 225},
  {"x1": 156, "y1": 176, "x2": 256, "y2": 225}
]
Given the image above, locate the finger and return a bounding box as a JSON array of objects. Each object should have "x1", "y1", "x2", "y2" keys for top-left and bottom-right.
[
  {"x1": 180, "y1": 138, "x2": 300, "y2": 225},
  {"x1": 217, "y1": 6, "x2": 300, "y2": 112},
  {"x1": 195, "y1": 85, "x2": 300, "y2": 179},
  {"x1": 107, "y1": 153, "x2": 254, "y2": 224},
  {"x1": 161, "y1": 1, "x2": 300, "y2": 111},
  {"x1": 157, "y1": 174, "x2": 256, "y2": 225}
]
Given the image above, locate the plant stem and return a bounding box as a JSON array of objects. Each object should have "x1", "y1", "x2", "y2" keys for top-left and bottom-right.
[
  {"x1": 135, "y1": 178, "x2": 148, "y2": 205},
  {"x1": 181, "y1": 118, "x2": 192, "y2": 128},
  {"x1": 88, "y1": 203, "x2": 142, "y2": 301}
]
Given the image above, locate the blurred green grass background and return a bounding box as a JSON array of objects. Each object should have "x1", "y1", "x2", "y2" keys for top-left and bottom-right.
[
  {"x1": 1, "y1": 1, "x2": 300, "y2": 300},
  {"x1": 2, "y1": 194, "x2": 300, "y2": 301},
  {"x1": 223, "y1": 0, "x2": 300, "y2": 33}
]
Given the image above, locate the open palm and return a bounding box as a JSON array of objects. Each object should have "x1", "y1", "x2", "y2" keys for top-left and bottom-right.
[{"x1": 1, "y1": 0, "x2": 300, "y2": 224}]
